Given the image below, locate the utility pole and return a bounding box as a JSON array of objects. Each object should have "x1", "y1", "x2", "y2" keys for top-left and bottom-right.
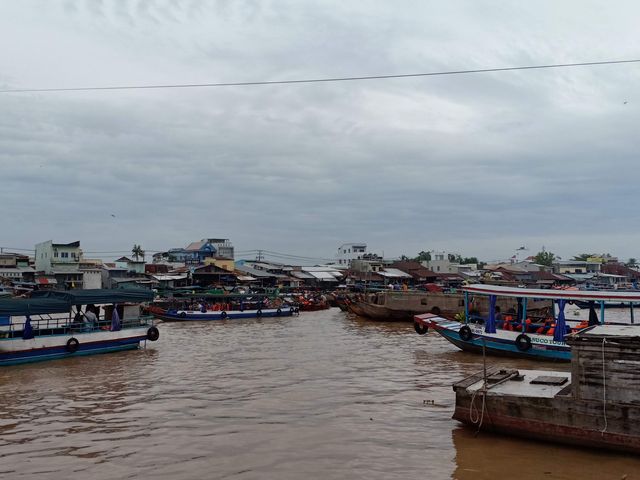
[{"x1": 256, "y1": 250, "x2": 263, "y2": 262}]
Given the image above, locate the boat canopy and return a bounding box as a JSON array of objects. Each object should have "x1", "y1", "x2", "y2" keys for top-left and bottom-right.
[
  {"x1": 30, "y1": 288, "x2": 154, "y2": 305},
  {"x1": 0, "y1": 298, "x2": 72, "y2": 316},
  {"x1": 463, "y1": 284, "x2": 640, "y2": 302}
]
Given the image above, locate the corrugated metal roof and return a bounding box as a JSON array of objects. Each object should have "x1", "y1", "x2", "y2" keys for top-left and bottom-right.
[
  {"x1": 308, "y1": 271, "x2": 338, "y2": 281},
  {"x1": 290, "y1": 271, "x2": 315, "y2": 279},
  {"x1": 379, "y1": 268, "x2": 412, "y2": 278},
  {"x1": 235, "y1": 265, "x2": 276, "y2": 278}
]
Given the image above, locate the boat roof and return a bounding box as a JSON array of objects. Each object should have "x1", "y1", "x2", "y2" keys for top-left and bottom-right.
[
  {"x1": 462, "y1": 284, "x2": 640, "y2": 302},
  {"x1": 0, "y1": 298, "x2": 75, "y2": 316},
  {"x1": 30, "y1": 288, "x2": 154, "y2": 305}
]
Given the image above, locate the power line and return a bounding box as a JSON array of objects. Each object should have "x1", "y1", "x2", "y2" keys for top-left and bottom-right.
[{"x1": 1, "y1": 59, "x2": 639, "y2": 94}]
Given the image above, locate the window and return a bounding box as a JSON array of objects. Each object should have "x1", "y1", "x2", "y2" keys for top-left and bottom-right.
[
  {"x1": 437, "y1": 266, "x2": 440, "y2": 271},
  {"x1": 343, "y1": 250, "x2": 346, "y2": 254},
  {"x1": 61, "y1": 252, "x2": 69, "y2": 258},
  {"x1": 54, "y1": 250, "x2": 58, "y2": 258}
]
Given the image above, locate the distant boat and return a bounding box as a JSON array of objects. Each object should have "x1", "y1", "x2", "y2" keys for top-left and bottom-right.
[
  {"x1": 348, "y1": 289, "x2": 540, "y2": 322},
  {"x1": 0, "y1": 289, "x2": 159, "y2": 366},
  {"x1": 149, "y1": 292, "x2": 298, "y2": 321}
]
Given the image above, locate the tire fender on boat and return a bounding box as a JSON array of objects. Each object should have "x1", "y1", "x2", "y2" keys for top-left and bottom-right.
[
  {"x1": 179, "y1": 312, "x2": 187, "y2": 318},
  {"x1": 414, "y1": 322, "x2": 429, "y2": 335},
  {"x1": 459, "y1": 325, "x2": 473, "y2": 342},
  {"x1": 515, "y1": 333, "x2": 532, "y2": 351},
  {"x1": 66, "y1": 337, "x2": 80, "y2": 353},
  {"x1": 276, "y1": 308, "x2": 282, "y2": 316},
  {"x1": 430, "y1": 306, "x2": 441, "y2": 315},
  {"x1": 256, "y1": 309, "x2": 262, "y2": 318},
  {"x1": 220, "y1": 311, "x2": 227, "y2": 319},
  {"x1": 147, "y1": 326, "x2": 160, "y2": 341}
]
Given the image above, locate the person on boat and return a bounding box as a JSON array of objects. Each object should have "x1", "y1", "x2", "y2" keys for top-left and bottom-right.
[
  {"x1": 83, "y1": 305, "x2": 98, "y2": 331},
  {"x1": 494, "y1": 306, "x2": 502, "y2": 322}
]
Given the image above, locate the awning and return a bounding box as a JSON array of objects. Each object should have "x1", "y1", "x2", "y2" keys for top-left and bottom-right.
[
  {"x1": 36, "y1": 278, "x2": 58, "y2": 285},
  {"x1": 236, "y1": 275, "x2": 257, "y2": 281},
  {"x1": 31, "y1": 288, "x2": 154, "y2": 304}
]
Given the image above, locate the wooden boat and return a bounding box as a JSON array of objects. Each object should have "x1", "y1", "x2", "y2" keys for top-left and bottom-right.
[
  {"x1": 0, "y1": 289, "x2": 158, "y2": 366},
  {"x1": 349, "y1": 290, "x2": 531, "y2": 322},
  {"x1": 453, "y1": 325, "x2": 640, "y2": 454},
  {"x1": 414, "y1": 284, "x2": 640, "y2": 361}
]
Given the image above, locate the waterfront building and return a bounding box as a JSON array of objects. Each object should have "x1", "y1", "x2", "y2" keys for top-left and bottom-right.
[
  {"x1": 34, "y1": 240, "x2": 84, "y2": 289},
  {"x1": 0, "y1": 253, "x2": 35, "y2": 284},
  {"x1": 336, "y1": 243, "x2": 367, "y2": 267},
  {"x1": 153, "y1": 238, "x2": 235, "y2": 266}
]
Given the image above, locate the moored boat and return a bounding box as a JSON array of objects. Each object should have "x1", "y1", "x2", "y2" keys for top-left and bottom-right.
[
  {"x1": 151, "y1": 305, "x2": 296, "y2": 321},
  {"x1": 349, "y1": 289, "x2": 535, "y2": 322},
  {"x1": 0, "y1": 289, "x2": 159, "y2": 366},
  {"x1": 414, "y1": 284, "x2": 640, "y2": 361},
  {"x1": 149, "y1": 293, "x2": 298, "y2": 321},
  {"x1": 452, "y1": 325, "x2": 640, "y2": 454}
]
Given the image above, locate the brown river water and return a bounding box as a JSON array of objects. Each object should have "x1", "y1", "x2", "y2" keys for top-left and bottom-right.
[{"x1": 1, "y1": 308, "x2": 639, "y2": 479}]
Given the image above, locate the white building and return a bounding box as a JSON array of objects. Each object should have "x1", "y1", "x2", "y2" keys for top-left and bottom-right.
[
  {"x1": 35, "y1": 240, "x2": 82, "y2": 273},
  {"x1": 336, "y1": 243, "x2": 367, "y2": 267}
]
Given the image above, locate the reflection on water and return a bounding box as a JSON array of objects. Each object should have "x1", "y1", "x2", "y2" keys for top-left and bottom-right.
[
  {"x1": 451, "y1": 427, "x2": 637, "y2": 480},
  {"x1": 0, "y1": 309, "x2": 638, "y2": 479}
]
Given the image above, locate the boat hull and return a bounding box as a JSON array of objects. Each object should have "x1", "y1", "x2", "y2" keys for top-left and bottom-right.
[
  {"x1": 0, "y1": 328, "x2": 149, "y2": 366},
  {"x1": 153, "y1": 306, "x2": 296, "y2": 321},
  {"x1": 454, "y1": 368, "x2": 640, "y2": 454},
  {"x1": 415, "y1": 314, "x2": 571, "y2": 361}
]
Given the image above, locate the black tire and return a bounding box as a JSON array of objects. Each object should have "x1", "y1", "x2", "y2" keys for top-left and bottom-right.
[
  {"x1": 294, "y1": 307, "x2": 299, "y2": 315},
  {"x1": 430, "y1": 306, "x2": 441, "y2": 315},
  {"x1": 515, "y1": 334, "x2": 532, "y2": 351},
  {"x1": 147, "y1": 326, "x2": 160, "y2": 342},
  {"x1": 179, "y1": 312, "x2": 187, "y2": 318},
  {"x1": 220, "y1": 311, "x2": 227, "y2": 319},
  {"x1": 256, "y1": 309, "x2": 262, "y2": 318},
  {"x1": 276, "y1": 308, "x2": 282, "y2": 316},
  {"x1": 414, "y1": 322, "x2": 429, "y2": 335},
  {"x1": 66, "y1": 337, "x2": 79, "y2": 353},
  {"x1": 459, "y1": 325, "x2": 473, "y2": 342}
]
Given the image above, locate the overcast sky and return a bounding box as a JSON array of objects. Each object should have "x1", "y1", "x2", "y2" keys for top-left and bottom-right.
[{"x1": 2, "y1": 0, "x2": 640, "y2": 263}]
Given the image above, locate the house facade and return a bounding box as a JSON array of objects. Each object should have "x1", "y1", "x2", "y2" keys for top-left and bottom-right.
[
  {"x1": 34, "y1": 240, "x2": 84, "y2": 289},
  {"x1": 336, "y1": 243, "x2": 367, "y2": 267}
]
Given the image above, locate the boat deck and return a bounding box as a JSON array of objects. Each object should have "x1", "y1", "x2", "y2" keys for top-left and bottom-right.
[{"x1": 457, "y1": 368, "x2": 571, "y2": 399}]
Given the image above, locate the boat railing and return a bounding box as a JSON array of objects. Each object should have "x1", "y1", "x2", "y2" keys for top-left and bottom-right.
[{"x1": 0, "y1": 314, "x2": 154, "y2": 339}]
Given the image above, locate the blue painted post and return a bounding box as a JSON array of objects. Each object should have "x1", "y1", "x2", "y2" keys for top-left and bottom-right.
[
  {"x1": 464, "y1": 292, "x2": 469, "y2": 324},
  {"x1": 522, "y1": 297, "x2": 528, "y2": 333},
  {"x1": 600, "y1": 301, "x2": 605, "y2": 325}
]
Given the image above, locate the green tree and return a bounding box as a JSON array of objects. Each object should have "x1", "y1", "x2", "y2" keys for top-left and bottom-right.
[
  {"x1": 572, "y1": 253, "x2": 596, "y2": 261},
  {"x1": 132, "y1": 244, "x2": 145, "y2": 261},
  {"x1": 461, "y1": 257, "x2": 479, "y2": 264},
  {"x1": 534, "y1": 250, "x2": 556, "y2": 266},
  {"x1": 414, "y1": 250, "x2": 431, "y2": 262},
  {"x1": 626, "y1": 258, "x2": 638, "y2": 268}
]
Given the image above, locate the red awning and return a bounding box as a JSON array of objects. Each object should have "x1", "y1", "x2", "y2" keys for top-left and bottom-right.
[{"x1": 36, "y1": 278, "x2": 58, "y2": 285}]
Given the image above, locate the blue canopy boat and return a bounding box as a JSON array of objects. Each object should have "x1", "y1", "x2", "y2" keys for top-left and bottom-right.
[
  {"x1": 149, "y1": 292, "x2": 298, "y2": 321},
  {"x1": 0, "y1": 289, "x2": 159, "y2": 366},
  {"x1": 414, "y1": 284, "x2": 640, "y2": 361}
]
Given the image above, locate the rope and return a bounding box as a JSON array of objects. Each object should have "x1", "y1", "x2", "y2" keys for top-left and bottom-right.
[{"x1": 601, "y1": 337, "x2": 608, "y2": 435}]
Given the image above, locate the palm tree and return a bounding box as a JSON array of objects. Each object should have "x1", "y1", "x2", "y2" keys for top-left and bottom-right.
[{"x1": 132, "y1": 244, "x2": 145, "y2": 261}]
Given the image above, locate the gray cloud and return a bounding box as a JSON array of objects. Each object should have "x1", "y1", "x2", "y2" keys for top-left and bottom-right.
[{"x1": 2, "y1": 1, "x2": 640, "y2": 262}]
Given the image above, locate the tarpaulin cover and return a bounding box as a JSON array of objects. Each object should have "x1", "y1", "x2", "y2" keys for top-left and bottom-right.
[
  {"x1": 31, "y1": 288, "x2": 153, "y2": 304},
  {"x1": 0, "y1": 298, "x2": 71, "y2": 316}
]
